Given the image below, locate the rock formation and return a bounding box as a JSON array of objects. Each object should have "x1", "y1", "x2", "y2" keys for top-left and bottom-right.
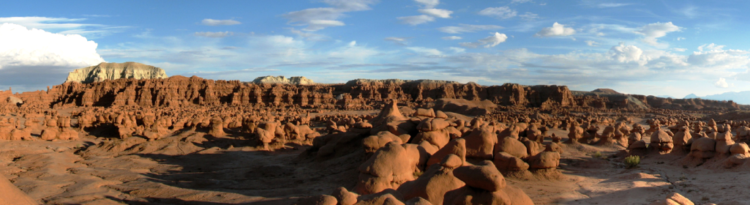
[
  {"x1": 65, "y1": 62, "x2": 168, "y2": 83},
  {"x1": 252, "y1": 75, "x2": 315, "y2": 85}
]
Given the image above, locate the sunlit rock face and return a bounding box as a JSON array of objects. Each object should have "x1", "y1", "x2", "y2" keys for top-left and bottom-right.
[{"x1": 65, "y1": 62, "x2": 168, "y2": 83}]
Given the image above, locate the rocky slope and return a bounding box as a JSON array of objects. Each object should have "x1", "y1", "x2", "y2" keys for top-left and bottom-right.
[
  {"x1": 573, "y1": 89, "x2": 740, "y2": 110},
  {"x1": 65, "y1": 62, "x2": 168, "y2": 84}
]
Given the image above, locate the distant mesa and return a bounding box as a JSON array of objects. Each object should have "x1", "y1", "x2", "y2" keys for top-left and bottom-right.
[
  {"x1": 252, "y1": 75, "x2": 314, "y2": 85},
  {"x1": 591, "y1": 88, "x2": 621, "y2": 95},
  {"x1": 65, "y1": 62, "x2": 168, "y2": 84}
]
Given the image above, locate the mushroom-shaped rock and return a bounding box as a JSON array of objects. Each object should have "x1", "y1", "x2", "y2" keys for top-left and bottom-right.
[
  {"x1": 529, "y1": 149, "x2": 560, "y2": 169},
  {"x1": 354, "y1": 190, "x2": 405, "y2": 205},
  {"x1": 332, "y1": 187, "x2": 360, "y2": 205},
  {"x1": 495, "y1": 137, "x2": 528, "y2": 159},
  {"x1": 426, "y1": 138, "x2": 466, "y2": 167},
  {"x1": 464, "y1": 127, "x2": 497, "y2": 159},
  {"x1": 650, "y1": 128, "x2": 674, "y2": 154},
  {"x1": 356, "y1": 142, "x2": 426, "y2": 194},
  {"x1": 208, "y1": 117, "x2": 226, "y2": 137},
  {"x1": 364, "y1": 131, "x2": 404, "y2": 154},
  {"x1": 452, "y1": 161, "x2": 506, "y2": 192},
  {"x1": 296, "y1": 195, "x2": 338, "y2": 205},
  {"x1": 397, "y1": 154, "x2": 465, "y2": 205},
  {"x1": 494, "y1": 152, "x2": 530, "y2": 175}
]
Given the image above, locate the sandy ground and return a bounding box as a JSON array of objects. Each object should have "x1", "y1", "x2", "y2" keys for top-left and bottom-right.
[{"x1": 2, "y1": 113, "x2": 749, "y2": 204}]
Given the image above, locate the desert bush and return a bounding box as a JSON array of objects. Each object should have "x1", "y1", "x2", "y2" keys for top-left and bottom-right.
[{"x1": 625, "y1": 155, "x2": 640, "y2": 168}]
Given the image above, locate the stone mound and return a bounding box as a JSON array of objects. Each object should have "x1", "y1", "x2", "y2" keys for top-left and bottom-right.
[{"x1": 65, "y1": 62, "x2": 168, "y2": 83}]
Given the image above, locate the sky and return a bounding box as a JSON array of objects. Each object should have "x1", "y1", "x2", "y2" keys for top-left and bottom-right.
[{"x1": 1, "y1": 0, "x2": 750, "y2": 99}]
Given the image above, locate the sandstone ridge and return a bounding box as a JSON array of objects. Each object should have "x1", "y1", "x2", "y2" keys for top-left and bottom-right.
[{"x1": 65, "y1": 62, "x2": 168, "y2": 84}]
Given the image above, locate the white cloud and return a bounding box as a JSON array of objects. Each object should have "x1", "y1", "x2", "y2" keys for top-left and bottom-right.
[
  {"x1": 688, "y1": 43, "x2": 750, "y2": 69},
  {"x1": 585, "y1": 40, "x2": 598, "y2": 47},
  {"x1": 0, "y1": 23, "x2": 103, "y2": 68},
  {"x1": 438, "y1": 24, "x2": 503, "y2": 34},
  {"x1": 673, "y1": 48, "x2": 686, "y2": 52},
  {"x1": 201, "y1": 19, "x2": 241, "y2": 26},
  {"x1": 519, "y1": 12, "x2": 539, "y2": 21},
  {"x1": 0, "y1": 16, "x2": 125, "y2": 38},
  {"x1": 460, "y1": 32, "x2": 508, "y2": 48},
  {"x1": 415, "y1": 0, "x2": 439, "y2": 8},
  {"x1": 598, "y1": 3, "x2": 630, "y2": 8},
  {"x1": 194, "y1": 31, "x2": 233, "y2": 38},
  {"x1": 399, "y1": 0, "x2": 452, "y2": 25},
  {"x1": 449, "y1": 47, "x2": 466, "y2": 53},
  {"x1": 676, "y1": 37, "x2": 686, "y2": 41},
  {"x1": 407, "y1": 47, "x2": 443, "y2": 56},
  {"x1": 398, "y1": 15, "x2": 435, "y2": 25},
  {"x1": 442, "y1": 36, "x2": 462, "y2": 40},
  {"x1": 511, "y1": 0, "x2": 532, "y2": 3},
  {"x1": 535, "y1": 22, "x2": 576, "y2": 37},
  {"x1": 0, "y1": 23, "x2": 104, "y2": 91},
  {"x1": 385, "y1": 37, "x2": 407, "y2": 45},
  {"x1": 715, "y1": 78, "x2": 729, "y2": 88},
  {"x1": 419, "y1": 8, "x2": 453, "y2": 18},
  {"x1": 608, "y1": 43, "x2": 643, "y2": 63},
  {"x1": 348, "y1": 41, "x2": 357, "y2": 47},
  {"x1": 478, "y1": 7, "x2": 517, "y2": 19},
  {"x1": 637, "y1": 22, "x2": 681, "y2": 46},
  {"x1": 283, "y1": 0, "x2": 377, "y2": 31}
]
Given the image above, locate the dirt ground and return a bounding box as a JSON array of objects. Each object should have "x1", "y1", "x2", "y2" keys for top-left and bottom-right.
[{"x1": 1, "y1": 113, "x2": 748, "y2": 205}]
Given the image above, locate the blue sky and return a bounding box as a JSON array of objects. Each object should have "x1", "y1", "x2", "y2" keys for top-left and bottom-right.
[{"x1": 1, "y1": 0, "x2": 750, "y2": 99}]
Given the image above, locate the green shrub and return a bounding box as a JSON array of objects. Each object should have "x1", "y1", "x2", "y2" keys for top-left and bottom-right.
[
  {"x1": 592, "y1": 151, "x2": 603, "y2": 159},
  {"x1": 625, "y1": 155, "x2": 640, "y2": 169}
]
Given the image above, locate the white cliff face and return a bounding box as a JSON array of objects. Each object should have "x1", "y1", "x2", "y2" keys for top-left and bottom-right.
[
  {"x1": 252, "y1": 76, "x2": 314, "y2": 85},
  {"x1": 65, "y1": 62, "x2": 168, "y2": 83}
]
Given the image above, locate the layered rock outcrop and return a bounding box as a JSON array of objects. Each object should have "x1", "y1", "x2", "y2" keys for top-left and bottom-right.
[
  {"x1": 252, "y1": 76, "x2": 314, "y2": 85},
  {"x1": 65, "y1": 62, "x2": 168, "y2": 84}
]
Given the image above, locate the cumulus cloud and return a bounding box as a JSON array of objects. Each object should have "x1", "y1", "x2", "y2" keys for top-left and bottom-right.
[
  {"x1": 438, "y1": 24, "x2": 503, "y2": 34},
  {"x1": 687, "y1": 43, "x2": 750, "y2": 69},
  {"x1": 407, "y1": 47, "x2": 443, "y2": 56},
  {"x1": 478, "y1": 7, "x2": 517, "y2": 19},
  {"x1": 419, "y1": 8, "x2": 453, "y2": 18},
  {"x1": 0, "y1": 23, "x2": 103, "y2": 68},
  {"x1": 194, "y1": 31, "x2": 233, "y2": 38},
  {"x1": 283, "y1": 0, "x2": 377, "y2": 31},
  {"x1": 535, "y1": 22, "x2": 575, "y2": 37},
  {"x1": 201, "y1": 19, "x2": 241, "y2": 26},
  {"x1": 673, "y1": 48, "x2": 686, "y2": 52},
  {"x1": 0, "y1": 23, "x2": 104, "y2": 91},
  {"x1": 398, "y1": 15, "x2": 435, "y2": 25},
  {"x1": 460, "y1": 32, "x2": 508, "y2": 48},
  {"x1": 637, "y1": 22, "x2": 681, "y2": 46},
  {"x1": 442, "y1": 36, "x2": 462, "y2": 40},
  {"x1": 715, "y1": 78, "x2": 729, "y2": 88},
  {"x1": 608, "y1": 43, "x2": 643, "y2": 63}
]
